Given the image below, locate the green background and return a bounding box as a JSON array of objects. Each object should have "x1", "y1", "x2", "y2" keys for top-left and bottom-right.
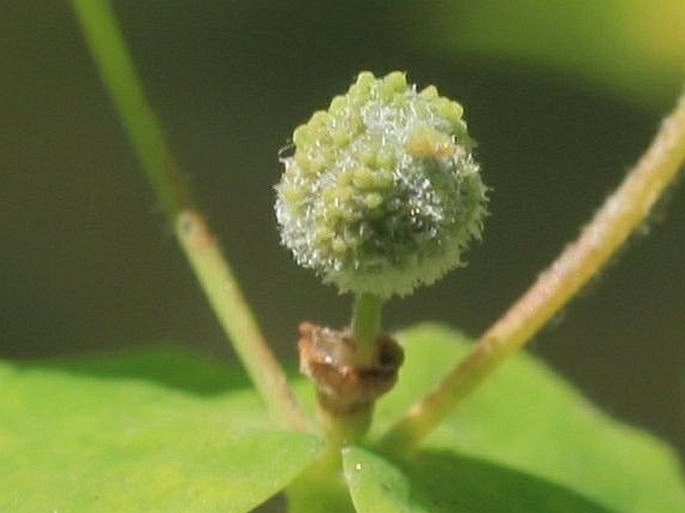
[{"x1": 1, "y1": 0, "x2": 683, "y2": 458}]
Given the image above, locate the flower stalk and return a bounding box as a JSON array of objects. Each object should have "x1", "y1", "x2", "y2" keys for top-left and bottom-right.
[{"x1": 350, "y1": 293, "x2": 384, "y2": 366}]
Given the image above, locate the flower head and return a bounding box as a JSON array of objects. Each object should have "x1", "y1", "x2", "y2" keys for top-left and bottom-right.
[{"x1": 275, "y1": 71, "x2": 487, "y2": 298}]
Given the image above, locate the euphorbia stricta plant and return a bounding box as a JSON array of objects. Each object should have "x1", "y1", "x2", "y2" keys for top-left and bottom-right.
[{"x1": 2, "y1": 2, "x2": 682, "y2": 512}]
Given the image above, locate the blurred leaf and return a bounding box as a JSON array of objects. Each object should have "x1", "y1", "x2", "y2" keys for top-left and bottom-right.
[
  {"x1": 343, "y1": 445, "x2": 615, "y2": 513},
  {"x1": 375, "y1": 324, "x2": 685, "y2": 513},
  {"x1": 403, "y1": 0, "x2": 685, "y2": 108},
  {"x1": 0, "y1": 349, "x2": 322, "y2": 513}
]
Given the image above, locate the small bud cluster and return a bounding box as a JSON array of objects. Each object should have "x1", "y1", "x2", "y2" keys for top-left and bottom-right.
[{"x1": 275, "y1": 71, "x2": 487, "y2": 298}]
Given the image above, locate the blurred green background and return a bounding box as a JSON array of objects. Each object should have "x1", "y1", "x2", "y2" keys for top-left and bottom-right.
[{"x1": 2, "y1": 1, "x2": 683, "y2": 457}]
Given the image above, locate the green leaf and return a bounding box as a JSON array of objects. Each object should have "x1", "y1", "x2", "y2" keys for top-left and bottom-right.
[
  {"x1": 0, "y1": 347, "x2": 322, "y2": 513},
  {"x1": 3, "y1": 326, "x2": 683, "y2": 512},
  {"x1": 375, "y1": 324, "x2": 685, "y2": 513},
  {"x1": 343, "y1": 445, "x2": 430, "y2": 513},
  {"x1": 343, "y1": 445, "x2": 615, "y2": 513}
]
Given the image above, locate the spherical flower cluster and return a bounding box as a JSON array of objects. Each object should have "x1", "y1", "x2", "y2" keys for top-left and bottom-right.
[{"x1": 275, "y1": 71, "x2": 487, "y2": 298}]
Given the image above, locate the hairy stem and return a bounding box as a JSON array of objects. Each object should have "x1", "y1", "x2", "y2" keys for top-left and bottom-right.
[
  {"x1": 350, "y1": 293, "x2": 384, "y2": 366},
  {"x1": 71, "y1": 0, "x2": 309, "y2": 430},
  {"x1": 379, "y1": 88, "x2": 685, "y2": 454}
]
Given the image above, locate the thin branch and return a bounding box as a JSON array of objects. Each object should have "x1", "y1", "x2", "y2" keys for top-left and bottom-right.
[
  {"x1": 177, "y1": 212, "x2": 310, "y2": 430},
  {"x1": 71, "y1": 0, "x2": 190, "y2": 218},
  {"x1": 71, "y1": 0, "x2": 309, "y2": 430},
  {"x1": 379, "y1": 88, "x2": 685, "y2": 454}
]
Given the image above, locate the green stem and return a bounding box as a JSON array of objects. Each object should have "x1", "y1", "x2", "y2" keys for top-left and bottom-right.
[
  {"x1": 71, "y1": 0, "x2": 190, "y2": 218},
  {"x1": 71, "y1": 0, "x2": 309, "y2": 431},
  {"x1": 176, "y1": 212, "x2": 310, "y2": 430},
  {"x1": 351, "y1": 293, "x2": 384, "y2": 366},
  {"x1": 379, "y1": 87, "x2": 685, "y2": 455}
]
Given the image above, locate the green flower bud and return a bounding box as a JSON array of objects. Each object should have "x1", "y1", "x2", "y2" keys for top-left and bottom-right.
[{"x1": 275, "y1": 71, "x2": 487, "y2": 298}]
